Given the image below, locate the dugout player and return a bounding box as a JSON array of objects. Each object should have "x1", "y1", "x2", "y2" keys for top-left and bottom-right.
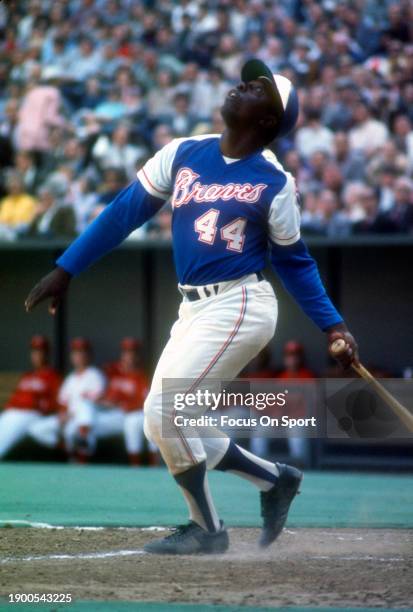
[
  {"x1": 29, "y1": 337, "x2": 106, "y2": 462},
  {"x1": 99, "y1": 337, "x2": 158, "y2": 466},
  {"x1": 0, "y1": 336, "x2": 61, "y2": 459},
  {"x1": 25, "y1": 59, "x2": 359, "y2": 554}
]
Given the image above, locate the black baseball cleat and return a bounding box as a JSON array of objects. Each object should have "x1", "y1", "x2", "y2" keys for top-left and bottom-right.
[
  {"x1": 259, "y1": 463, "x2": 303, "y2": 548},
  {"x1": 143, "y1": 520, "x2": 229, "y2": 555}
]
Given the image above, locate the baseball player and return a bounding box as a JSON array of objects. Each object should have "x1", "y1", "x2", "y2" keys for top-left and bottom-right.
[
  {"x1": 0, "y1": 336, "x2": 61, "y2": 459},
  {"x1": 99, "y1": 337, "x2": 158, "y2": 466},
  {"x1": 33, "y1": 338, "x2": 107, "y2": 462},
  {"x1": 25, "y1": 59, "x2": 358, "y2": 554},
  {"x1": 60, "y1": 337, "x2": 106, "y2": 462}
]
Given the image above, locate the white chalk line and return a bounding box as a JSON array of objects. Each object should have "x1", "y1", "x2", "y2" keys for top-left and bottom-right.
[
  {"x1": 0, "y1": 520, "x2": 167, "y2": 532},
  {"x1": 0, "y1": 549, "x2": 146, "y2": 564},
  {"x1": 310, "y1": 555, "x2": 405, "y2": 562}
]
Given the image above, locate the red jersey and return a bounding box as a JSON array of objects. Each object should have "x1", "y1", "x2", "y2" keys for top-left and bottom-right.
[
  {"x1": 104, "y1": 366, "x2": 149, "y2": 412},
  {"x1": 276, "y1": 367, "x2": 315, "y2": 380},
  {"x1": 6, "y1": 367, "x2": 62, "y2": 414}
]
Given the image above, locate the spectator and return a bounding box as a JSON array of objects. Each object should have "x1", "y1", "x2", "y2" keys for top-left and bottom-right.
[
  {"x1": 69, "y1": 175, "x2": 99, "y2": 233},
  {"x1": 333, "y1": 132, "x2": 366, "y2": 182},
  {"x1": 302, "y1": 189, "x2": 350, "y2": 236},
  {"x1": 98, "y1": 43, "x2": 123, "y2": 81},
  {"x1": 24, "y1": 185, "x2": 76, "y2": 239},
  {"x1": 152, "y1": 123, "x2": 174, "y2": 151},
  {"x1": 68, "y1": 36, "x2": 102, "y2": 82},
  {"x1": 92, "y1": 123, "x2": 147, "y2": 179},
  {"x1": 169, "y1": 92, "x2": 196, "y2": 136},
  {"x1": 191, "y1": 66, "x2": 230, "y2": 120},
  {"x1": 14, "y1": 151, "x2": 40, "y2": 194},
  {"x1": 16, "y1": 69, "x2": 65, "y2": 159},
  {"x1": 295, "y1": 109, "x2": 334, "y2": 159},
  {"x1": 392, "y1": 114, "x2": 413, "y2": 170},
  {"x1": 0, "y1": 171, "x2": 37, "y2": 233},
  {"x1": 0, "y1": 336, "x2": 61, "y2": 460},
  {"x1": 353, "y1": 186, "x2": 380, "y2": 233},
  {"x1": 0, "y1": 98, "x2": 20, "y2": 159},
  {"x1": 349, "y1": 101, "x2": 389, "y2": 156},
  {"x1": 376, "y1": 177, "x2": 413, "y2": 233},
  {"x1": 96, "y1": 167, "x2": 127, "y2": 207},
  {"x1": 146, "y1": 70, "x2": 176, "y2": 120}
]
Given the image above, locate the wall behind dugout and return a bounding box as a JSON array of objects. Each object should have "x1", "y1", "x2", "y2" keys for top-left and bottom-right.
[{"x1": 0, "y1": 243, "x2": 412, "y2": 375}]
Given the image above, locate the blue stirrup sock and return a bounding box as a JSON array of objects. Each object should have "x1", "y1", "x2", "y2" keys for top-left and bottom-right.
[
  {"x1": 174, "y1": 461, "x2": 221, "y2": 532},
  {"x1": 215, "y1": 440, "x2": 279, "y2": 492}
]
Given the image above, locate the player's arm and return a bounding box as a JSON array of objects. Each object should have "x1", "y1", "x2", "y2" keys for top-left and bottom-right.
[
  {"x1": 25, "y1": 140, "x2": 179, "y2": 314},
  {"x1": 268, "y1": 175, "x2": 358, "y2": 369}
]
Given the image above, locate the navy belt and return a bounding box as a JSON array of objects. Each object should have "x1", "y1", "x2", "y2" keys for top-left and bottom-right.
[{"x1": 182, "y1": 272, "x2": 265, "y2": 302}]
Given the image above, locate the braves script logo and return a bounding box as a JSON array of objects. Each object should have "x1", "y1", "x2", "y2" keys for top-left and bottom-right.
[{"x1": 172, "y1": 168, "x2": 267, "y2": 208}]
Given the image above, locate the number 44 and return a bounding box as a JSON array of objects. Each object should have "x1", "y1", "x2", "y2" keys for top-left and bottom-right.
[{"x1": 194, "y1": 209, "x2": 247, "y2": 253}]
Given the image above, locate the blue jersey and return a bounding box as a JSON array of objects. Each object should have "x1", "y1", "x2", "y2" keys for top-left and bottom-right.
[
  {"x1": 57, "y1": 134, "x2": 342, "y2": 330},
  {"x1": 138, "y1": 135, "x2": 301, "y2": 286}
]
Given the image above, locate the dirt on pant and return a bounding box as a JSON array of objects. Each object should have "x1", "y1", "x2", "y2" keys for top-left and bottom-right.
[{"x1": 1, "y1": 527, "x2": 412, "y2": 608}]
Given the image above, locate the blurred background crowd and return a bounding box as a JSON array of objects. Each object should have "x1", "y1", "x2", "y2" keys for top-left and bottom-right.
[{"x1": 1, "y1": 0, "x2": 413, "y2": 241}]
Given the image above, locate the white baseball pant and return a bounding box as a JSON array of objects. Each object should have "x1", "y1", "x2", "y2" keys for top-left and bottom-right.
[
  {"x1": 143, "y1": 275, "x2": 278, "y2": 475},
  {"x1": 29, "y1": 403, "x2": 156, "y2": 454},
  {"x1": 0, "y1": 409, "x2": 41, "y2": 458},
  {"x1": 29, "y1": 398, "x2": 95, "y2": 452}
]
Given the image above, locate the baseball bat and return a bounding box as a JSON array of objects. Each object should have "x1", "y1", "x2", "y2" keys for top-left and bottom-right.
[{"x1": 330, "y1": 338, "x2": 413, "y2": 433}]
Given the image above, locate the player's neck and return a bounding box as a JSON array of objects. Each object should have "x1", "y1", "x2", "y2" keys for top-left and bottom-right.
[{"x1": 220, "y1": 129, "x2": 263, "y2": 159}]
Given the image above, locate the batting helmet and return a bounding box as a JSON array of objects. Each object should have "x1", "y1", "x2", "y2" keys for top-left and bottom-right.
[
  {"x1": 241, "y1": 59, "x2": 299, "y2": 138},
  {"x1": 30, "y1": 335, "x2": 49, "y2": 351}
]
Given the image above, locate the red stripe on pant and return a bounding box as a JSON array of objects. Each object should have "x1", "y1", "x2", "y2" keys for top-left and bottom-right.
[{"x1": 172, "y1": 286, "x2": 248, "y2": 465}]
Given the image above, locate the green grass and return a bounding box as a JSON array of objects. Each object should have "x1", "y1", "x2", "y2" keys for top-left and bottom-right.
[{"x1": 1, "y1": 464, "x2": 412, "y2": 528}]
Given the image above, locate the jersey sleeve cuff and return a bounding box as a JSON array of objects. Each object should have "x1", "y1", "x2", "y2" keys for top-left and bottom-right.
[
  {"x1": 271, "y1": 230, "x2": 301, "y2": 246},
  {"x1": 137, "y1": 169, "x2": 170, "y2": 201}
]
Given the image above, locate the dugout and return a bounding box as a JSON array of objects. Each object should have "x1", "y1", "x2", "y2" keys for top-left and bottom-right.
[{"x1": 1, "y1": 236, "x2": 412, "y2": 470}]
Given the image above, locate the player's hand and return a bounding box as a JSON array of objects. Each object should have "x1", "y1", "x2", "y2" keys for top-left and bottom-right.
[
  {"x1": 25, "y1": 266, "x2": 72, "y2": 315},
  {"x1": 326, "y1": 323, "x2": 359, "y2": 370}
]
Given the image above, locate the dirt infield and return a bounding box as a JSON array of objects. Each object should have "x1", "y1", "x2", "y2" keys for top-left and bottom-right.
[{"x1": 1, "y1": 527, "x2": 411, "y2": 608}]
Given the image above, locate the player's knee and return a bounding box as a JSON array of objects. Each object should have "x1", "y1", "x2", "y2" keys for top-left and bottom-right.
[{"x1": 143, "y1": 395, "x2": 163, "y2": 444}]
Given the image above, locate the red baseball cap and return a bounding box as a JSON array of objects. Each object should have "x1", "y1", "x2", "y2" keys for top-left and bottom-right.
[
  {"x1": 70, "y1": 337, "x2": 91, "y2": 352},
  {"x1": 30, "y1": 335, "x2": 49, "y2": 350},
  {"x1": 284, "y1": 340, "x2": 304, "y2": 355},
  {"x1": 120, "y1": 337, "x2": 141, "y2": 351}
]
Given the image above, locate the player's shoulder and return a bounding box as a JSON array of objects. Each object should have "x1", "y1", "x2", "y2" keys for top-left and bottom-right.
[
  {"x1": 85, "y1": 365, "x2": 105, "y2": 380},
  {"x1": 259, "y1": 149, "x2": 297, "y2": 199},
  {"x1": 164, "y1": 133, "x2": 220, "y2": 159},
  {"x1": 41, "y1": 366, "x2": 60, "y2": 376},
  {"x1": 259, "y1": 150, "x2": 294, "y2": 185}
]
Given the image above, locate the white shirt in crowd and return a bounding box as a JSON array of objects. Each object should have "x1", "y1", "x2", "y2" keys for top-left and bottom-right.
[
  {"x1": 349, "y1": 119, "x2": 389, "y2": 155},
  {"x1": 295, "y1": 124, "x2": 334, "y2": 159}
]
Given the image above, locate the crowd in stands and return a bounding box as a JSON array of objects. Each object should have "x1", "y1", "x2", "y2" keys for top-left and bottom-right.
[{"x1": 1, "y1": 0, "x2": 413, "y2": 241}]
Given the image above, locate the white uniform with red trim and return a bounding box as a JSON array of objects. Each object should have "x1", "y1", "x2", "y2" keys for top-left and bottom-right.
[
  {"x1": 30, "y1": 366, "x2": 106, "y2": 452},
  {"x1": 139, "y1": 135, "x2": 300, "y2": 475}
]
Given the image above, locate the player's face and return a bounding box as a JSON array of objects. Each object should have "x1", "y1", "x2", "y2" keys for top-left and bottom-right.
[
  {"x1": 70, "y1": 349, "x2": 89, "y2": 370},
  {"x1": 221, "y1": 79, "x2": 275, "y2": 130},
  {"x1": 120, "y1": 349, "x2": 136, "y2": 371},
  {"x1": 30, "y1": 348, "x2": 47, "y2": 369},
  {"x1": 284, "y1": 352, "x2": 301, "y2": 372}
]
